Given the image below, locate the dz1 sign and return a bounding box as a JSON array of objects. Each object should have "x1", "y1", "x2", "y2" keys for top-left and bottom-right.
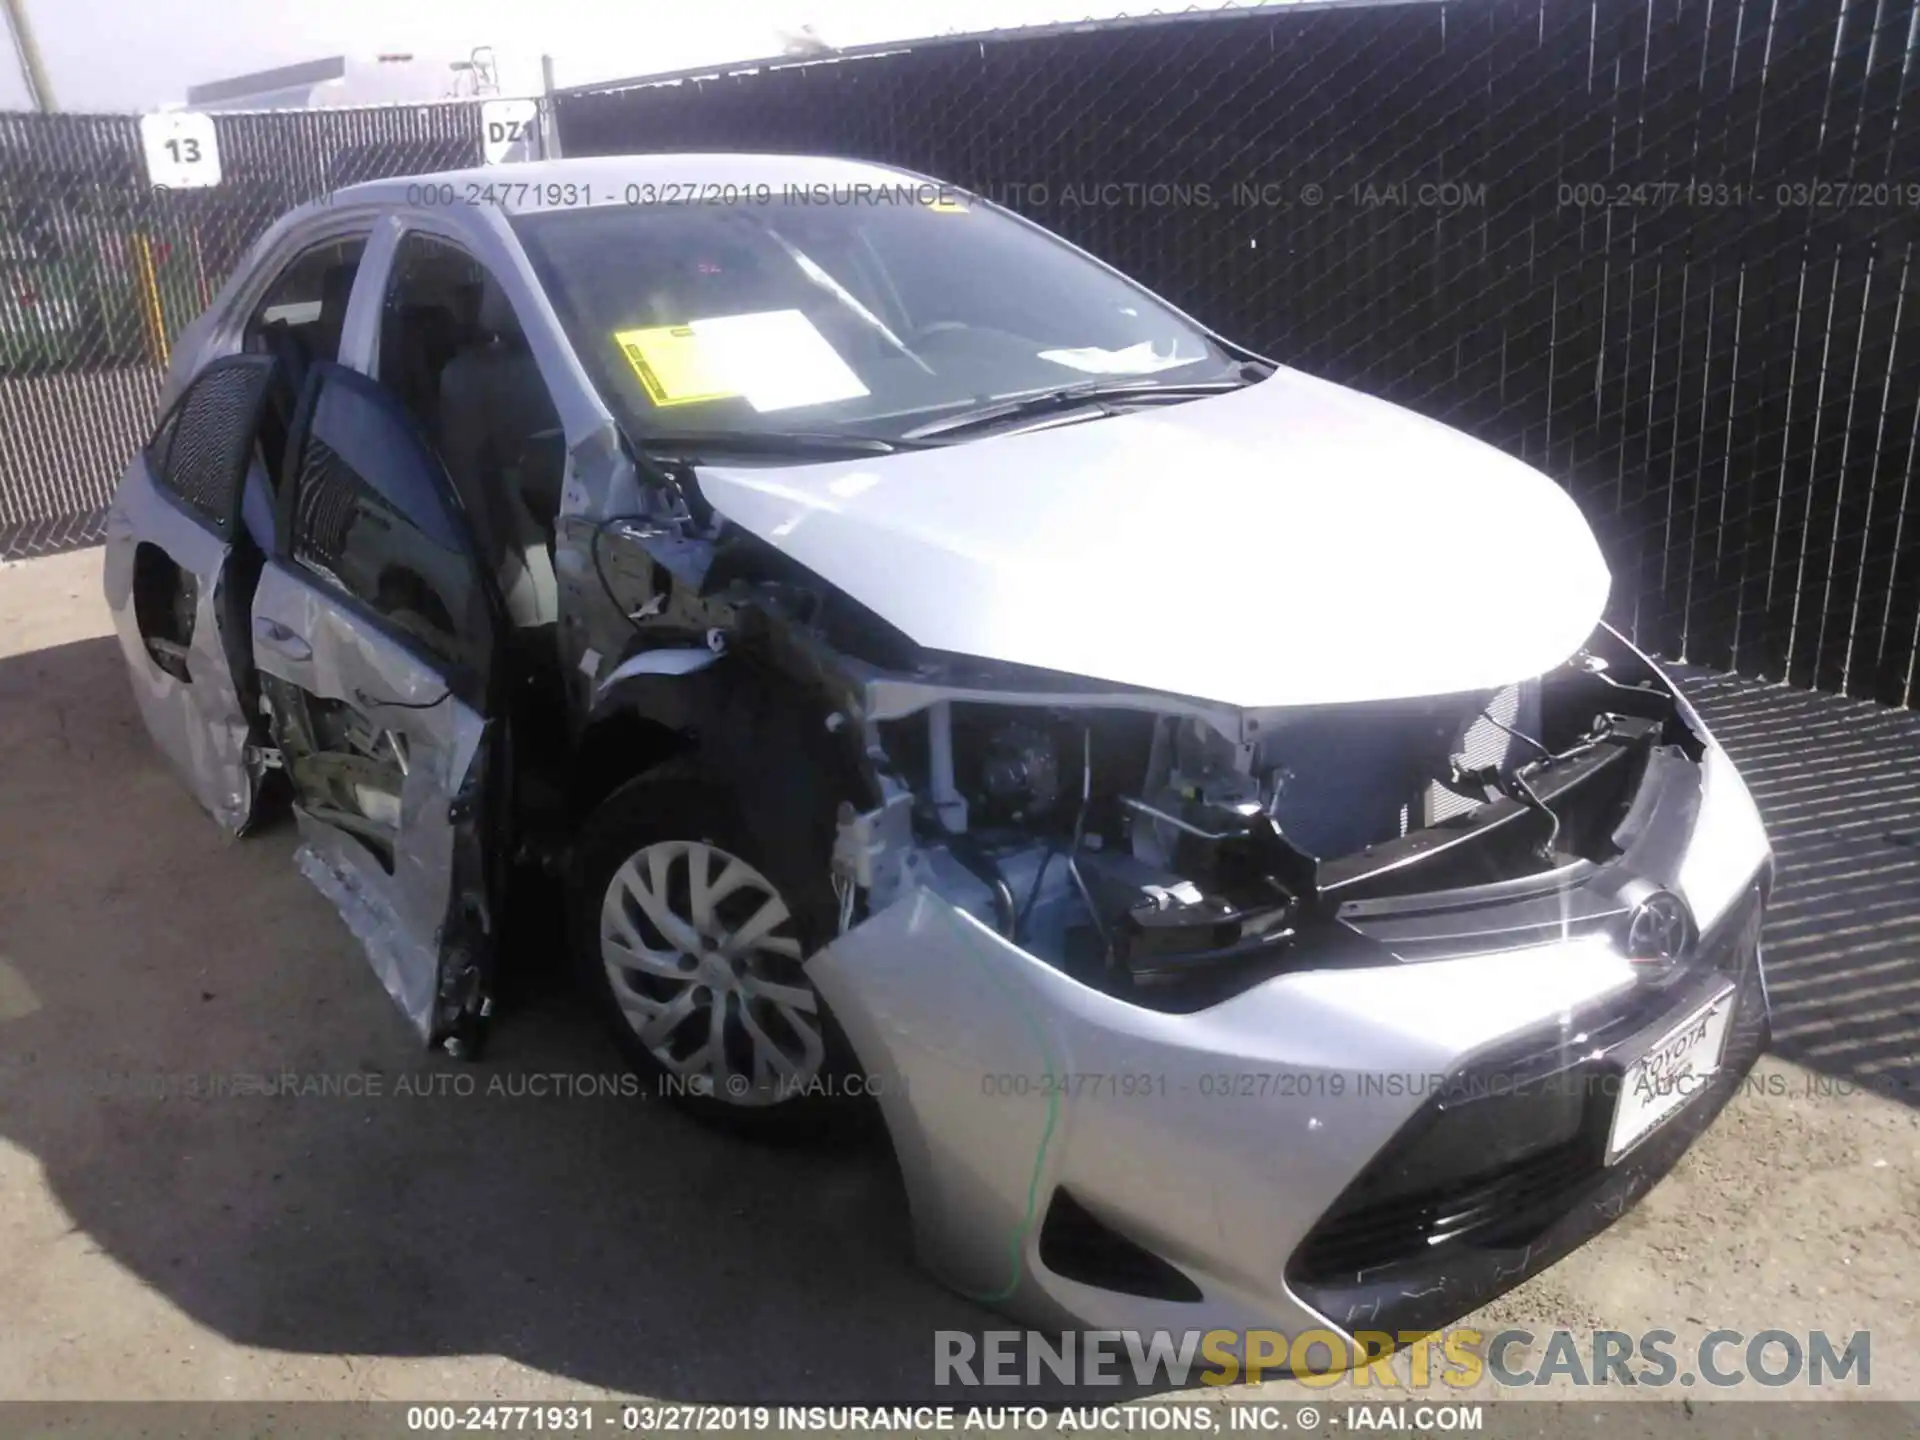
[
  {"x1": 141, "y1": 112, "x2": 222, "y2": 190},
  {"x1": 481, "y1": 98, "x2": 541, "y2": 165}
]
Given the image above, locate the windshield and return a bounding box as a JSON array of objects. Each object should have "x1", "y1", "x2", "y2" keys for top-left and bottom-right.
[{"x1": 510, "y1": 194, "x2": 1243, "y2": 448}]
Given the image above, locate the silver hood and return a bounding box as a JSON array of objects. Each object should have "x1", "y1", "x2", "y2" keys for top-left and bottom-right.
[{"x1": 694, "y1": 367, "x2": 1612, "y2": 709}]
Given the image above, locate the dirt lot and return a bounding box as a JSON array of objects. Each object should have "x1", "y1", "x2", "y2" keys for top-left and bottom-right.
[{"x1": 0, "y1": 546, "x2": 1916, "y2": 1408}]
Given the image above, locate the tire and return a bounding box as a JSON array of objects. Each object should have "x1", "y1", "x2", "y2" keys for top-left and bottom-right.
[{"x1": 567, "y1": 759, "x2": 856, "y2": 1139}]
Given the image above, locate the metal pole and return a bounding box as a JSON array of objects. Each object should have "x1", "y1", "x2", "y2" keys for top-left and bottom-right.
[
  {"x1": 132, "y1": 233, "x2": 169, "y2": 368},
  {"x1": 539, "y1": 53, "x2": 561, "y2": 160},
  {"x1": 1, "y1": 0, "x2": 55, "y2": 113}
]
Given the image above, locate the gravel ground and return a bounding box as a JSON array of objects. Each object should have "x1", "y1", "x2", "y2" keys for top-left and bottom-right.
[{"x1": 0, "y1": 546, "x2": 1914, "y2": 1410}]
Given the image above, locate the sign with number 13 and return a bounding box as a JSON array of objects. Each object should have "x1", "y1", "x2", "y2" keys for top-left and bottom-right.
[{"x1": 140, "y1": 112, "x2": 223, "y2": 190}]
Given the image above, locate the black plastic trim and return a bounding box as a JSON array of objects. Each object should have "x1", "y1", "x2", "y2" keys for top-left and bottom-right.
[{"x1": 1038, "y1": 1189, "x2": 1204, "y2": 1303}]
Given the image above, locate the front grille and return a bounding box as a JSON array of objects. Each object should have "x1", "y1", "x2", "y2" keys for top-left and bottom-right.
[
  {"x1": 1289, "y1": 1056, "x2": 1614, "y2": 1285},
  {"x1": 1294, "y1": 1141, "x2": 1592, "y2": 1278},
  {"x1": 1289, "y1": 885, "x2": 1766, "y2": 1327}
]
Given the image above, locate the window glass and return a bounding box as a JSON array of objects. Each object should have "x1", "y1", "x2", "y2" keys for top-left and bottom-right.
[
  {"x1": 245, "y1": 237, "x2": 367, "y2": 368},
  {"x1": 379, "y1": 233, "x2": 564, "y2": 574},
  {"x1": 510, "y1": 199, "x2": 1240, "y2": 445},
  {"x1": 380, "y1": 232, "x2": 489, "y2": 432},
  {"x1": 145, "y1": 357, "x2": 275, "y2": 538},
  {"x1": 244, "y1": 237, "x2": 367, "y2": 487},
  {"x1": 288, "y1": 380, "x2": 488, "y2": 679},
  {"x1": 145, "y1": 404, "x2": 181, "y2": 475}
]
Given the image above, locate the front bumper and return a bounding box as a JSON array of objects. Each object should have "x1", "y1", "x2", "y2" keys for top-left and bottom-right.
[
  {"x1": 1289, "y1": 883, "x2": 1768, "y2": 1336},
  {"x1": 809, "y1": 859, "x2": 1769, "y2": 1343}
]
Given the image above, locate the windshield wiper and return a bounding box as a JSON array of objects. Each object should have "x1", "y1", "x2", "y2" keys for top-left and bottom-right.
[
  {"x1": 635, "y1": 429, "x2": 924, "y2": 460},
  {"x1": 901, "y1": 374, "x2": 1258, "y2": 442},
  {"x1": 763, "y1": 228, "x2": 935, "y2": 377}
]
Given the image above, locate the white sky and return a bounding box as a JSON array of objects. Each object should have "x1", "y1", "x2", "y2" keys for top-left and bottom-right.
[{"x1": 0, "y1": 0, "x2": 1264, "y2": 113}]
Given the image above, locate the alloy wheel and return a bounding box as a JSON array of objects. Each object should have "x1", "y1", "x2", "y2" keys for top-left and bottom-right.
[{"x1": 599, "y1": 840, "x2": 825, "y2": 1105}]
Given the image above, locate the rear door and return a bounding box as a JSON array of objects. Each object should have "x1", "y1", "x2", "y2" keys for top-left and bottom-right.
[
  {"x1": 252, "y1": 361, "x2": 508, "y2": 1048},
  {"x1": 103, "y1": 354, "x2": 279, "y2": 834}
]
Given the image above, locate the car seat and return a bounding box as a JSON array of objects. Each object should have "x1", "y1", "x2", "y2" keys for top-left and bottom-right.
[{"x1": 435, "y1": 284, "x2": 563, "y2": 629}]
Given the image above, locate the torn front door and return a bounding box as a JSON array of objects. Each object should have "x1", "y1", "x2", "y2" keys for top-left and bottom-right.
[
  {"x1": 250, "y1": 362, "x2": 504, "y2": 1047},
  {"x1": 103, "y1": 355, "x2": 279, "y2": 835}
]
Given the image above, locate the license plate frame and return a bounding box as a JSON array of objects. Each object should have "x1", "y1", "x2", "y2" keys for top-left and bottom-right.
[{"x1": 1606, "y1": 985, "x2": 1736, "y2": 1164}]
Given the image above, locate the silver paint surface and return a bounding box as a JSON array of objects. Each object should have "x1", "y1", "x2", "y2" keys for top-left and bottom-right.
[
  {"x1": 102, "y1": 457, "x2": 260, "y2": 836},
  {"x1": 251, "y1": 563, "x2": 486, "y2": 1039},
  {"x1": 694, "y1": 368, "x2": 1613, "y2": 710},
  {"x1": 810, "y1": 887, "x2": 1653, "y2": 1336}
]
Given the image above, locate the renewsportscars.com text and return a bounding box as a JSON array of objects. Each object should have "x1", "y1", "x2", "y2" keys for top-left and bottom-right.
[{"x1": 935, "y1": 1327, "x2": 1871, "y2": 1389}]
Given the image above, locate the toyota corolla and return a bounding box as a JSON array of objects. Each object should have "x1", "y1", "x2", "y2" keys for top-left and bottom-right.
[{"x1": 103, "y1": 154, "x2": 1772, "y2": 1347}]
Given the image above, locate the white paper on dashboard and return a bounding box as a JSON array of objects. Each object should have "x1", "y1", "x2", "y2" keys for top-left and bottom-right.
[
  {"x1": 688, "y1": 309, "x2": 871, "y2": 413},
  {"x1": 1036, "y1": 341, "x2": 1203, "y2": 375}
]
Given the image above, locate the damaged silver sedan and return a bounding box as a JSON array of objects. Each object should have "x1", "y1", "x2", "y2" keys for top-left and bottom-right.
[{"x1": 104, "y1": 155, "x2": 1774, "y2": 1345}]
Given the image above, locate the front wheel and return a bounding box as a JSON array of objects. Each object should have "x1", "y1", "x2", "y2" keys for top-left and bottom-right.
[{"x1": 568, "y1": 762, "x2": 851, "y2": 1137}]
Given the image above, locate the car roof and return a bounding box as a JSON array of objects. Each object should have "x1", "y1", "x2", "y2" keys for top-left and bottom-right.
[{"x1": 323, "y1": 153, "x2": 944, "y2": 216}]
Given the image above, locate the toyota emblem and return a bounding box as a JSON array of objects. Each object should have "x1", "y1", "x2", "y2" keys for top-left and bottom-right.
[{"x1": 1624, "y1": 889, "x2": 1693, "y2": 967}]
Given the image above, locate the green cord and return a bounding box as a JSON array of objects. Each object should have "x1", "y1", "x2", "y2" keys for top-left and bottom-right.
[{"x1": 950, "y1": 936, "x2": 1063, "y2": 1305}]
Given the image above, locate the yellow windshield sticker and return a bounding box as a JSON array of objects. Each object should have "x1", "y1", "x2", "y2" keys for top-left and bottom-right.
[
  {"x1": 929, "y1": 195, "x2": 968, "y2": 213},
  {"x1": 614, "y1": 311, "x2": 871, "y2": 413},
  {"x1": 614, "y1": 325, "x2": 739, "y2": 407}
]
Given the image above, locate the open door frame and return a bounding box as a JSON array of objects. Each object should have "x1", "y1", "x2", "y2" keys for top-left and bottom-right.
[
  {"x1": 102, "y1": 354, "x2": 280, "y2": 836},
  {"x1": 251, "y1": 361, "x2": 512, "y2": 1049}
]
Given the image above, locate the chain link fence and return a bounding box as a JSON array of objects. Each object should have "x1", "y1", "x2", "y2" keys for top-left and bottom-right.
[
  {"x1": 555, "y1": 0, "x2": 1920, "y2": 706},
  {"x1": 0, "y1": 104, "x2": 486, "y2": 561}
]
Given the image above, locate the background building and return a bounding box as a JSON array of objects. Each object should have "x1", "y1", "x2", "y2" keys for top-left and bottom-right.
[{"x1": 181, "y1": 48, "x2": 506, "y2": 111}]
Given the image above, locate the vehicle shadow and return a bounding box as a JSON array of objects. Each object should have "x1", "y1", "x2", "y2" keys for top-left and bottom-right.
[{"x1": 0, "y1": 634, "x2": 1132, "y2": 1403}]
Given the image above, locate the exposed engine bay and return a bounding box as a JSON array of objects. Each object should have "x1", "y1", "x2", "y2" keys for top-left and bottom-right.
[
  {"x1": 841, "y1": 642, "x2": 1695, "y2": 1003},
  {"x1": 581, "y1": 501, "x2": 1703, "y2": 1008}
]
